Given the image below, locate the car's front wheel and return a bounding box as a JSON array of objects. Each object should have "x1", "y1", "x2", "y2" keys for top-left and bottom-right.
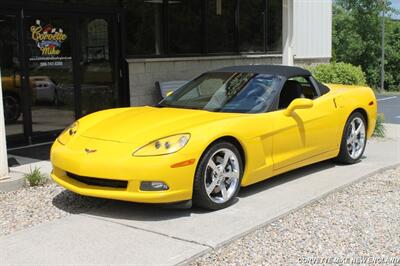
[
  {"x1": 193, "y1": 141, "x2": 243, "y2": 210},
  {"x1": 337, "y1": 112, "x2": 367, "y2": 164}
]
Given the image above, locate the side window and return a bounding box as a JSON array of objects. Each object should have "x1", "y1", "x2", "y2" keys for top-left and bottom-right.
[
  {"x1": 290, "y1": 77, "x2": 318, "y2": 99},
  {"x1": 278, "y1": 76, "x2": 318, "y2": 109}
]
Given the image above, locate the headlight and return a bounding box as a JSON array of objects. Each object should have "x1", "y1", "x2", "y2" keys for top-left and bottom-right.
[
  {"x1": 133, "y1": 134, "x2": 190, "y2": 156},
  {"x1": 57, "y1": 121, "x2": 79, "y2": 145}
]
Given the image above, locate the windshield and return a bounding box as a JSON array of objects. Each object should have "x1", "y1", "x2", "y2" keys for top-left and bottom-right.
[{"x1": 158, "y1": 72, "x2": 282, "y2": 113}]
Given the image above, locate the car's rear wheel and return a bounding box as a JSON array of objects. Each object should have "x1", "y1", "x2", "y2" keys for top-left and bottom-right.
[
  {"x1": 337, "y1": 112, "x2": 367, "y2": 164},
  {"x1": 193, "y1": 141, "x2": 243, "y2": 210}
]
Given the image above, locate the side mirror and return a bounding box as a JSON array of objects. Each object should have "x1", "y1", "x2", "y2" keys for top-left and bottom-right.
[
  {"x1": 284, "y1": 98, "x2": 314, "y2": 116},
  {"x1": 166, "y1": 91, "x2": 174, "y2": 97}
]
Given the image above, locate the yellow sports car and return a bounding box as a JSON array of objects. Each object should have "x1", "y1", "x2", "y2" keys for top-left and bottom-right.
[{"x1": 51, "y1": 65, "x2": 377, "y2": 210}]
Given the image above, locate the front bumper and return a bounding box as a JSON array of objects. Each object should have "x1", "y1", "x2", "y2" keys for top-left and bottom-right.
[{"x1": 50, "y1": 137, "x2": 197, "y2": 203}]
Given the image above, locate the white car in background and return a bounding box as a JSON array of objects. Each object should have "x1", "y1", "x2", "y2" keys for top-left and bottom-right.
[{"x1": 30, "y1": 76, "x2": 60, "y2": 105}]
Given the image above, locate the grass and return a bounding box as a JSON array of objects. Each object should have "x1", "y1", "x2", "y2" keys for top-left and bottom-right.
[
  {"x1": 373, "y1": 113, "x2": 386, "y2": 138},
  {"x1": 24, "y1": 167, "x2": 47, "y2": 187}
]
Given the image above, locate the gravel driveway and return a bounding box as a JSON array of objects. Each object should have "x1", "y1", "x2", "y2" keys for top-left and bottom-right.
[
  {"x1": 192, "y1": 167, "x2": 400, "y2": 265},
  {"x1": 0, "y1": 183, "x2": 106, "y2": 236}
]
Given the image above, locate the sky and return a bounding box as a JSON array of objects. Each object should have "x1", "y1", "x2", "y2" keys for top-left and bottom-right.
[{"x1": 391, "y1": 0, "x2": 400, "y2": 18}]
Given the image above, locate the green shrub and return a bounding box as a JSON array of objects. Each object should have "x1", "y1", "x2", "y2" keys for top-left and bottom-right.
[
  {"x1": 373, "y1": 113, "x2": 385, "y2": 138},
  {"x1": 306, "y1": 62, "x2": 367, "y2": 86},
  {"x1": 24, "y1": 167, "x2": 47, "y2": 187}
]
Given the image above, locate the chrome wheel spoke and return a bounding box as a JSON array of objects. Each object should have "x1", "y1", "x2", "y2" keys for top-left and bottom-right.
[
  {"x1": 355, "y1": 123, "x2": 363, "y2": 135},
  {"x1": 351, "y1": 121, "x2": 356, "y2": 134},
  {"x1": 219, "y1": 183, "x2": 228, "y2": 200},
  {"x1": 221, "y1": 150, "x2": 234, "y2": 169},
  {"x1": 225, "y1": 171, "x2": 239, "y2": 181},
  {"x1": 351, "y1": 142, "x2": 357, "y2": 156},
  {"x1": 207, "y1": 159, "x2": 218, "y2": 173},
  {"x1": 206, "y1": 178, "x2": 219, "y2": 195}
]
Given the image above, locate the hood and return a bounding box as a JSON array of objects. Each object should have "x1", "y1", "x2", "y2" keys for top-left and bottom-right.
[{"x1": 80, "y1": 106, "x2": 241, "y2": 144}]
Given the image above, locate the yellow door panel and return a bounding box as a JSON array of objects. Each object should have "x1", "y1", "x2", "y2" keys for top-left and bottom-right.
[{"x1": 272, "y1": 96, "x2": 339, "y2": 171}]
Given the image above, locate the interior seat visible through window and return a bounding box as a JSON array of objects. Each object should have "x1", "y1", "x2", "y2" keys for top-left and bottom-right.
[{"x1": 278, "y1": 80, "x2": 304, "y2": 109}]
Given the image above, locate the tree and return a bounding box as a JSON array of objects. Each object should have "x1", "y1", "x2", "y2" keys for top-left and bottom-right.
[
  {"x1": 333, "y1": 0, "x2": 395, "y2": 89},
  {"x1": 384, "y1": 19, "x2": 400, "y2": 90}
]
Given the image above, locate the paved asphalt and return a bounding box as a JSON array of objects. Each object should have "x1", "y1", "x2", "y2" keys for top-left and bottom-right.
[{"x1": 377, "y1": 94, "x2": 400, "y2": 124}]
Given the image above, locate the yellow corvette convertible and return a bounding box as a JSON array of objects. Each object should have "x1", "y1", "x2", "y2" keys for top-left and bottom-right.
[{"x1": 51, "y1": 65, "x2": 377, "y2": 210}]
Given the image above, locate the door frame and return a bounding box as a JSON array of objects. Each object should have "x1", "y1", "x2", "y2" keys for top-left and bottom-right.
[
  {"x1": 0, "y1": 3, "x2": 128, "y2": 147},
  {"x1": 0, "y1": 9, "x2": 31, "y2": 146}
]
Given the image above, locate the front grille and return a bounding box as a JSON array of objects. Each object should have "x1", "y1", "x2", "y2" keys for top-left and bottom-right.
[{"x1": 66, "y1": 172, "x2": 128, "y2": 189}]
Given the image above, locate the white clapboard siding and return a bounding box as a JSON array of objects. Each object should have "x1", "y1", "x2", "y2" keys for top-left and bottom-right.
[{"x1": 293, "y1": 0, "x2": 332, "y2": 59}]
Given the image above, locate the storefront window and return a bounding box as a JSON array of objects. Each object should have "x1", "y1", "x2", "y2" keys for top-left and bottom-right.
[
  {"x1": 207, "y1": 0, "x2": 235, "y2": 53},
  {"x1": 29, "y1": 0, "x2": 119, "y2": 4},
  {"x1": 123, "y1": 0, "x2": 283, "y2": 57},
  {"x1": 267, "y1": 0, "x2": 282, "y2": 52},
  {"x1": 238, "y1": 0, "x2": 265, "y2": 53},
  {"x1": 125, "y1": 0, "x2": 164, "y2": 56},
  {"x1": 168, "y1": 0, "x2": 202, "y2": 55}
]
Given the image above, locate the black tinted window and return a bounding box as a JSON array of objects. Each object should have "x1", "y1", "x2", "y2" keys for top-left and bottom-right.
[
  {"x1": 207, "y1": 0, "x2": 236, "y2": 53},
  {"x1": 168, "y1": 0, "x2": 202, "y2": 54}
]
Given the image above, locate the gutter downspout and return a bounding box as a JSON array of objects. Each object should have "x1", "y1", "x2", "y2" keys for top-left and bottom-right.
[{"x1": 282, "y1": 0, "x2": 294, "y2": 66}]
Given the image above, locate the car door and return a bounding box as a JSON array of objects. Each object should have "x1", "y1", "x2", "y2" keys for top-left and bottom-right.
[{"x1": 271, "y1": 77, "x2": 338, "y2": 172}]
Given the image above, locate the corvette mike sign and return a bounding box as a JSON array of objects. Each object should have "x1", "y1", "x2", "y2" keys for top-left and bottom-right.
[{"x1": 29, "y1": 19, "x2": 71, "y2": 66}]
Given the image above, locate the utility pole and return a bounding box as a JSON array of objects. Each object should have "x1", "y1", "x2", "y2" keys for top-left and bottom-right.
[
  {"x1": 381, "y1": 0, "x2": 386, "y2": 91},
  {"x1": 0, "y1": 67, "x2": 9, "y2": 179}
]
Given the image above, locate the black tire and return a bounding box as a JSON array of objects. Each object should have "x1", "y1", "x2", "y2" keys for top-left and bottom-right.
[
  {"x1": 193, "y1": 141, "x2": 243, "y2": 210},
  {"x1": 3, "y1": 93, "x2": 21, "y2": 124},
  {"x1": 336, "y1": 112, "x2": 367, "y2": 164}
]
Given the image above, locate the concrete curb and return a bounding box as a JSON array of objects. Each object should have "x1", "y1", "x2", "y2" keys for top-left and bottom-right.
[
  {"x1": 179, "y1": 162, "x2": 400, "y2": 265},
  {"x1": 0, "y1": 171, "x2": 25, "y2": 192},
  {"x1": 0, "y1": 161, "x2": 52, "y2": 192}
]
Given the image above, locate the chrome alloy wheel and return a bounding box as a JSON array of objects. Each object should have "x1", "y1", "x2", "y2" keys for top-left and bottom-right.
[
  {"x1": 204, "y1": 148, "x2": 240, "y2": 204},
  {"x1": 346, "y1": 117, "x2": 366, "y2": 159}
]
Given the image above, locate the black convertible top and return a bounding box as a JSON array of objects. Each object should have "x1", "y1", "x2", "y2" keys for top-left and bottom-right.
[{"x1": 214, "y1": 65, "x2": 311, "y2": 78}]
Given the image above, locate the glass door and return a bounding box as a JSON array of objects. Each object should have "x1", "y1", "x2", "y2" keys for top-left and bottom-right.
[
  {"x1": 24, "y1": 15, "x2": 76, "y2": 139},
  {"x1": 78, "y1": 15, "x2": 119, "y2": 116},
  {"x1": 0, "y1": 13, "x2": 25, "y2": 143}
]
